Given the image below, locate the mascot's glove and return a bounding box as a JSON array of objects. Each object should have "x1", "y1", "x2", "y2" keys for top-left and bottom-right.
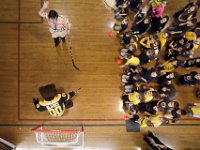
[
  {"x1": 69, "y1": 91, "x2": 76, "y2": 97},
  {"x1": 33, "y1": 98, "x2": 39, "y2": 105}
]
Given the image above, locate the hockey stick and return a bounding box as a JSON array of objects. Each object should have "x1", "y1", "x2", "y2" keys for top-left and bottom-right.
[
  {"x1": 74, "y1": 87, "x2": 81, "y2": 93},
  {"x1": 67, "y1": 34, "x2": 80, "y2": 71}
]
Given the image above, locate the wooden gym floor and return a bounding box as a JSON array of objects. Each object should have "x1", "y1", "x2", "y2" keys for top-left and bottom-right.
[{"x1": 0, "y1": 0, "x2": 200, "y2": 149}]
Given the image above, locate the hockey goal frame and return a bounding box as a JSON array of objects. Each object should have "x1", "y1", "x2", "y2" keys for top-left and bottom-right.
[{"x1": 32, "y1": 125, "x2": 84, "y2": 148}]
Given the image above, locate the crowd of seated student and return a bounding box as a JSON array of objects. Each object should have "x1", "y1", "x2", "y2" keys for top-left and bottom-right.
[{"x1": 113, "y1": 0, "x2": 200, "y2": 128}]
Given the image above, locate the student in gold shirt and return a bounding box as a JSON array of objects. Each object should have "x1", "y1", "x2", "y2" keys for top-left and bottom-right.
[
  {"x1": 157, "y1": 59, "x2": 179, "y2": 73},
  {"x1": 157, "y1": 32, "x2": 169, "y2": 49},
  {"x1": 140, "y1": 35, "x2": 155, "y2": 50},
  {"x1": 122, "y1": 91, "x2": 142, "y2": 105},
  {"x1": 143, "y1": 88, "x2": 156, "y2": 103},
  {"x1": 139, "y1": 114, "x2": 165, "y2": 128},
  {"x1": 187, "y1": 103, "x2": 200, "y2": 118},
  {"x1": 185, "y1": 31, "x2": 197, "y2": 41},
  {"x1": 151, "y1": 0, "x2": 163, "y2": 8},
  {"x1": 120, "y1": 54, "x2": 140, "y2": 68}
]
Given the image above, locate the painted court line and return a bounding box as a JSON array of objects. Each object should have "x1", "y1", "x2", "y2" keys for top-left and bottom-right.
[
  {"x1": 19, "y1": 118, "x2": 124, "y2": 122},
  {"x1": 0, "y1": 21, "x2": 42, "y2": 24},
  {"x1": 0, "y1": 0, "x2": 43, "y2": 24},
  {"x1": 18, "y1": 0, "x2": 21, "y2": 121},
  {"x1": 0, "y1": 123, "x2": 200, "y2": 127},
  {"x1": 18, "y1": 118, "x2": 200, "y2": 122},
  {"x1": 0, "y1": 124, "x2": 126, "y2": 127}
]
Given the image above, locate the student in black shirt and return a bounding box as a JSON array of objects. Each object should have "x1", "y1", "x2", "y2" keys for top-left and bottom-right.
[
  {"x1": 157, "y1": 72, "x2": 175, "y2": 85},
  {"x1": 173, "y1": 0, "x2": 200, "y2": 20},
  {"x1": 115, "y1": 1, "x2": 129, "y2": 20},
  {"x1": 164, "y1": 109, "x2": 187, "y2": 123},
  {"x1": 113, "y1": 18, "x2": 128, "y2": 33},
  {"x1": 150, "y1": 16, "x2": 169, "y2": 33},
  {"x1": 116, "y1": 0, "x2": 125, "y2": 7},
  {"x1": 164, "y1": 48, "x2": 180, "y2": 61},
  {"x1": 180, "y1": 42, "x2": 194, "y2": 57},
  {"x1": 178, "y1": 71, "x2": 200, "y2": 85},
  {"x1": 139, "y1": 67, "x2": 159, "y2": 82},
  {"x1": 191, "y1": 21, "x2": 200, "y2": 36},
  {"x1": 178, "y1": 5, "x2": 198, "y2": 23},
  {"x1": 134, "y1": 6, "x2": 148, "y2": 24},
  {"x1": 121, "y1": 31, "x2": 132, "y2": 45},
  {"x1": 164, "y1": 36, "x2": 188, "y2": 60},
  {"x1": 158, "y1": 84, "x2": 178, "y2": 101},
  {"x1": 168, "y1": 19, "x2": 197, "y2": 35},
  {"x1": 129, "y1": 0, "x2": 143, "y2": 13},
  {"x1": 138, "y1": 51, "x2": 151, "y2": 65},
  {"x1": 123, "y1": 100, "x2": 139, "y2": 115},
  {"x1": 138, "y1": 100, "x2": 160, "y2": 115},
  {"x1": 132, "y1": 18, "x2": 151, "y2": 35},
  {"x1": 182, "y1": 57, "x2": 200, "y2": 69},
  {"x1": 138, "y1": 49, "x2": 158, "y2": 65},
  {"x1": 158, "y1": 100, "x2": 180, "y2": 112},
  {"x1": 167, "y1": 36, "x2": 187, "y2": 51}
]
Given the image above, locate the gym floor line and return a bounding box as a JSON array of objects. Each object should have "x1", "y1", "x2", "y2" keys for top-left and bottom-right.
[
  {"x1": 0, "y1": 0, "x2": 43, "y2": 24},
  {"x1": 0, "y1": 123, "x2": 200, "y2": 127},
  {"x1": 0, "y1": 123, "x2": 125, "y2": 127},
  {"x1": 18, "y1": 117, "x2": 200, "y2": 122},
  {"x1": 0, "y1": 21, "x2": 43, "y2": 24}
]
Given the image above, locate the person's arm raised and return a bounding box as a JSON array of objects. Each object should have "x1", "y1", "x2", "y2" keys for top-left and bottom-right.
[{"x1": 38, "y1": 1, "x2": 49, "y2": 17}]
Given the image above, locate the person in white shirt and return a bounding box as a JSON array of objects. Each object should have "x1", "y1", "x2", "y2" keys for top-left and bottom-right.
[{"x1": 38, "y1": 1, "x2": 71, "y2": 47}]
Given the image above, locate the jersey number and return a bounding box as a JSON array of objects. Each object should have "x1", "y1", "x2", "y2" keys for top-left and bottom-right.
[{"x1": 47, "y1": 106, "x2": 63, "y2": 116}]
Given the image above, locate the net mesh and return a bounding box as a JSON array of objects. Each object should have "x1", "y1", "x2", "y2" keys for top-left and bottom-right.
[
  {"x1": 32, "y1": 126, "x2": 84, "y2": 147},
  {"x1": 102, "y1": 0, "x2": 117, "y2": 10}
]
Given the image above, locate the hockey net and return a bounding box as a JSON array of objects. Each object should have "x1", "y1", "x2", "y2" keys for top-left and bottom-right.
[
  {"x1": 102, "y1": 0, "x2": 117, "y2": 10},
  {"x1": 32, "y1": 125, "x2": 84, "y2": 147}
]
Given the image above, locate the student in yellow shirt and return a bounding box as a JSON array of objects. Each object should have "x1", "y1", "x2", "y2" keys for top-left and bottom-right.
[
  {"x1": 185, "y1": 31, "x2": 197, "y2": 41},
  {"x1": 151, "y1": 0, "x2": 163, "y2": 8},
  {"x1": 140, "y1": 35, "x2": 155, "y2": 50},
  {"x1": 130, "y1": 37, "x2": 138, "y2": 50},
  {"x1": 188, "y1": 37, "x2": 200, "y2": 57},
  {"x1": 182, "y1": 32, "x2": 198, "y2": 57},
  {"x1": 128, "y1": 91, "x2": 142, "y2": 105},
  {"x1": 192, "y1": 37, "x2": 200, "y2": 51},
  {"x1": 139, "y1": 114, "x2": 165, "y2": 128},
  {"x1": 138, "y1": 116, "x2": 152, "y2": 127},
  {"x1": 157, "y1": 32, "x2": 169, "y2": 49},
  {"x1": 122, "y1": 91, "x2": 142, "y2": 105},
  {"x1": 157, "y1": 59, "x2": 179, "y2": 73},
  {"x1": 143, "y1": 88, "x2": 156, "y2": 103},
  {"x1": 187, "y1": 103, "x2": 200, "y2": 118},
  {"x1": 120, "y1": 54, "x2": 140, "y2": 68},
  {"x1": 149, "y1": 114, "x2": 165, "y2": 128}
]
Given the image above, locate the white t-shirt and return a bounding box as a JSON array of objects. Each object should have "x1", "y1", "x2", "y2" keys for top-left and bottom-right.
[{"x1": 39, "y1": 12, "x2": 71, "y2": 38}]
